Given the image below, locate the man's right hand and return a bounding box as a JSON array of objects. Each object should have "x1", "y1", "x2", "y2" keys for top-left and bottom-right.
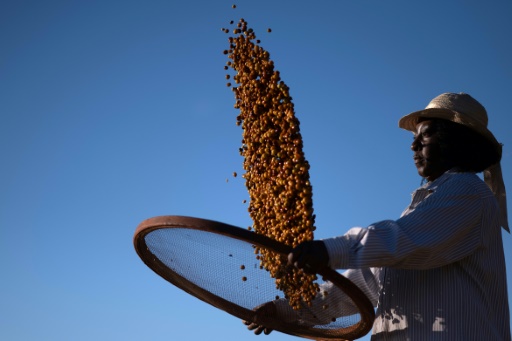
[{"x1": 288, "y1": 240, "x2": 329, "y2": 274}]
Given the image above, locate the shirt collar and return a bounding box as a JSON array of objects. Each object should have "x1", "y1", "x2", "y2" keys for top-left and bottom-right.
[{"x1": 421, "y1": 169, "x2": 464, "y2": 192}]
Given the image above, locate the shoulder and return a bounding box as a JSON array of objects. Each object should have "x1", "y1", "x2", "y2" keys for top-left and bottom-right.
[{"x1": 434, "y1": 171, "x2": 493, "y2": 199}]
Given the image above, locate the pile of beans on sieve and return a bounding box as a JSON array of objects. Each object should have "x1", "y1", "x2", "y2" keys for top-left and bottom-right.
[{"x1": 223, "y1": 18, "x2": 319, "y2": 310}]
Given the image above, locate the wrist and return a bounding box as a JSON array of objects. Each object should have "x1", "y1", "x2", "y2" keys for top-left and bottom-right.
[{"x1": 322, "y1": 236, "x2": 349, "y2": 269}]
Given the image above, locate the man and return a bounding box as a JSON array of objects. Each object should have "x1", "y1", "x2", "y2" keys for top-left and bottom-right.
[{"x1": 247, "y1": 93, "x2": 510, "y2": 340}]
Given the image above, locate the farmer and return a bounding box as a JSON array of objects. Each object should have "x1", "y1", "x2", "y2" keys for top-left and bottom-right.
[{"x1": 247, "y1": 93, "x2": 510, "y2": 340}]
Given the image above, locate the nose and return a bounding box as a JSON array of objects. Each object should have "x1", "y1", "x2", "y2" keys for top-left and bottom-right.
[{"x1": 411, "y1": 136, "x2": 421, "y2": 151}]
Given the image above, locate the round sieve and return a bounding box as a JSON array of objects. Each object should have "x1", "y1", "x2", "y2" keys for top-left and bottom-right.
[{"x1": 134, "y1": 215, "x2": 374, "y2": 340}]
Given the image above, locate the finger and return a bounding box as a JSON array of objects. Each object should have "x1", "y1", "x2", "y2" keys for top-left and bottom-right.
[
  {"x1": 294, "y1": 252, "x2": 309, "y2": 270},
  {"x1": 287, "y1": 249, "x2": 297, "y2": 266},
  {"x1": 246, "y1": 323, "x2": 258, "y2": 331},
  {"x1": 288, "y1": 244, "x2": 305, "y2": 266},
  {"x1": 264, "y1": 328, "x2": 273, "y2": 335},
  {"x1": 254, "y1": 325, "x2": 265, "y2": 335},
  {"x1": 302, "y1": 262, "x2": 315, "y2": 274}
]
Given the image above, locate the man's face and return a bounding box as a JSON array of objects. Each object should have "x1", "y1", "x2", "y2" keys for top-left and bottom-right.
[{"x1": 411, "y1": 120, "x2": 450, "y2": 182}]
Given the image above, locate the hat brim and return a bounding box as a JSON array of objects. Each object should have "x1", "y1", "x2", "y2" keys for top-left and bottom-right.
[
  {"x1": 398, "y1": 108, "x2": 501, "y2": 150},
  {"x1": 399, "y1": 108, "x2": 460, "y2": 131}
]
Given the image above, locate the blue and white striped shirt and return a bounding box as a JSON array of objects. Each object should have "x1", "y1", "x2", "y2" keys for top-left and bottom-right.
[{"x1": 322, "y1": 170, "x2": 511, "y2": 340}]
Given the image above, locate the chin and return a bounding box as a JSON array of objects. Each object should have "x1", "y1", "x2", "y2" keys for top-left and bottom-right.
[{"x1": 416, "y1": 168, "x2": 426, "y2": 178}]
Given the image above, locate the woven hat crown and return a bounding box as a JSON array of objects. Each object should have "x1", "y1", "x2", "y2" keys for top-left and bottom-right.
[{"x1": 425, "y1": 93, "x2": 488, "y2": 127}]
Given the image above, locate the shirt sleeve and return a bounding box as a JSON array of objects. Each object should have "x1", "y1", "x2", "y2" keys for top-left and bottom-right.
[
  {"x1": 323, "y1": 175, "x2": 486, "y2": 270},
  {"x1": 274, "y1": 267, "x2": 380, "y2": 326}
]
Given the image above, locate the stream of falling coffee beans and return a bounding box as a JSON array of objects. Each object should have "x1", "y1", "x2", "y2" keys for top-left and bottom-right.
[{"x1": 222, "y1": 15, "x2": 320, "y2": 310}]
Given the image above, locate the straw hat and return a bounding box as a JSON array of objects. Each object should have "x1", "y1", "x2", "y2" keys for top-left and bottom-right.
[
  {"x1": 398, "y1": 92, "x2": 501, "y2": 154},
  {"x1": 399, "y1": 92, "x2": 508, "y2": 232}
]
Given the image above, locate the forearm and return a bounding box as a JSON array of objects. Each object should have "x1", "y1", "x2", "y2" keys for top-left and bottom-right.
[
  {"x1": 274, "y1": 268, "x2": 379, "y2": 326},
  {"x1": 324, "y1": 214, "x2": 482, "y2": 270}
]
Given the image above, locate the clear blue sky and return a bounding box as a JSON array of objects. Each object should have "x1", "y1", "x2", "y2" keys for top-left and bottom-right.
[{"x1": 1, "y1": 1, "x2": 511, "y2": 340}]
